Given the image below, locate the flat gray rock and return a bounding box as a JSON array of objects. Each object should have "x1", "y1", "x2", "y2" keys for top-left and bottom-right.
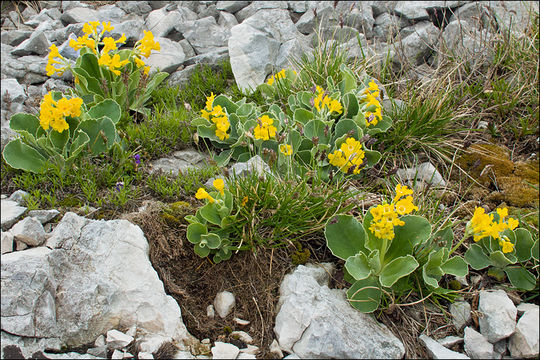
[
  {"x1": 1, "y1": 199, "x2": 27, "y2": 230},
  {"x1": 450, "y1": 301, "x2": 471, "y2": 330},
  {"x1": 27, "y1": 209, "x2": 61, "y2": 224},
  {"x1": 274, "y1": 263, "x2": 405, "y2": 358},
  {"x1": 10, "y1": 216, "x2": 47, "y2": 246},
  {"x1": 11, "y1": 32, "x2": 51, "y2": 56},
  {"x1": 419, "y1": 334, "x2": 469, "y2": 359},
  {"x1": 145, "y1": 37, "x2": 185, "y2": 74},
  {"x1": 1, "y1": 231, "x2": 14, "y2": 254},
  {"x1": 149, "y1": 148, "x2": 208, "y2": 176}
]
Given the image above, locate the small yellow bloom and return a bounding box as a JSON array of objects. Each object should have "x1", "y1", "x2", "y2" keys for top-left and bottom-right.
[
  {"x1": 195, "y1": 188, "x2": 214, "y2": 203},
  {"x1": 279, "y1": 144, "x2": 292, "y2": 156},
  {"x1": 82, "y1": 22, "x2": 94, "y2": 35},
  {"x1": 241, "y1": 196, "x2": 248, "y2": 207},
  {"x1": 267, "y1": 75, "x2": 275, "y2": 85},
  {"x1": 507, "y1": 217, "x2": 519, "y2": 230},
  {"x1": 501, "y1": 240, "x2": 514, "y2": 253},
  {"x1": 101, "y1": 21, "x2": 114, "y2": 35},
  {"x1": 102, "y1": 37, "x2": 117, "y2": 54},
  {"x1": 213, "y1": 178, "x2": 225, "y2": 196},
  {"x1": 137, "y1": 30, "x2": 160, "y2": 58},
  {"x1": 254, "y1": 115, "x2": 277, "y2": 140},
  {"x1": 393, "y1": 184, "x2": 414, "y2": 203},
  {"x1": 394, "y1": 196, "x2": 418, "y2": 215},
  {"x1": 134, "y1": 56, "x2": 145, "y2": 68},
  {"x1": 206, "y1": 93, "x2": 216, "y2": 111}
]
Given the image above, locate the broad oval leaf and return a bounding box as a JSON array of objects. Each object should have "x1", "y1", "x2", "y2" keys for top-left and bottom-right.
[
  {"x1": 347, "y1": 276, "x2": 382, "y2": 313},
  {"x1": 325, "y1": 215, "x2": 367, "y2": 260},
  {"x1": 379, "y1": 255, "x2": 419, "y2": 287},
  {"x1": 504, "y1": 266, "x2": 536, "y2": 291},
  {"x1": 514, "y1": 228, "x2": 534, "y2": 262},
  {"x1": 464, "y1": 243, "x2": 492, "y2": 270},
  {"x1": 2, "y1": 139, "x2": 47, "y2": 173},
  {"x1": 186, "y1": 223, "x2": 207, "y2": 244},
  {"x1": 87, "y1": 99, "x2": 121, "y2": 124},
  {"x1": 199, "y1": 202, "x2": 222, "y2": 226},
  {"x1": 441, "y1": 256, "x2": 469, "y2": 277},
  {"x1": 345, "y1": 253, "x2": 372, "y2": 281},
  {"x1": 9, "y1": 113, "x2": 40, "y2": 136}
]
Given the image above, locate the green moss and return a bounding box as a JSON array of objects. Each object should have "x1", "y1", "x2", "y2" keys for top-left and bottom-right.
[
  {"x1": 223, "y1": 326, "x2": 232, "y2": 335},
  {"x1": 58, "y1": 195, "x2": 82, "y2": 208},
  {"x1": 160, "y1": 201, "x2": 194, "y2": 227},
  {"x1": 291, "y1": 248, "x2": 311, "y2": 265}
]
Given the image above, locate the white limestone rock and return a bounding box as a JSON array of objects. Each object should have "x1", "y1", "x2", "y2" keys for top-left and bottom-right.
[
  {"x1": 1, "y1": 231, "x2": 14, "y2": 254},
  {"x1": 508, "y1": 307, "x2": 539, "y2": 358},
  {"x1": 478, "y1": 290, "x2": 517, "y2": 343},
  {"x1": 106, "y1": 329, "x2": 134, "y2": 350},
  {"x1": 10, "y1": 216, "x2": 47, "y2": 246},
  {"x1": 419, "y1": 334, "x2": 469, "y2": 359},
  {"x1": 1, "y1": 199, "x2": 27, "y2": 231},
  {"x1": 214, "y1": 291, "x2": 236, "y2": 318},
  {"x1": 464, "y1": 326, "x2": 494, "y2": 359},
  {"x1": 27, "y1": 209, "x2": 61, "y2": 224},
  {"x1": 450, "y1": 301, "x2": 471, "y2": 330},
  {"x1": 211, "y1": 342, "x2": 240, "y2": 359},
  {"x1": 274, "y1": 263, "x2": 405, "y2": 358}
]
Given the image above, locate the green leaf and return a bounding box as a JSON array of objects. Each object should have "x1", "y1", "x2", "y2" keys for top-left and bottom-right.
[
  {"x1": 199, "y1": 202, "x2": 222, "y2": 226},
  {"x1": 333, "y1": 118, "x2": 359, "y2": 143},
  {"x1": 367, "y1": 115, "x2": 393, "y2": 136},
  {"x1": 504, "y1": 266, "x2": 536, "y2": 291},
  {"x1": 339, "y1": 64, "x2": 357, "y2": 94},
  {"x1": 385, "y1": 215, "x2": 432, "y2": 261},
  {"x1": 48, "y1": 128, "x2": 69, "y2": 153},
  {"x1": 490, "y1": 251, "x2": 515, "y2": 268},
  {"x1": 186, "y1": 223, "x2": 207, "y2": 244},
  {"x1": 87, "y1": 99, "x2": 121, "y2": 124},
  {"x1": 347, "y1": 276, "x2": 382, "y2": 313},
  {"x1": 422, "y1": 264, "x2": 441, "y2": 288},
  {"x1": 514, "y1": 228, "x2": 534, "y2": 262},
  {"x1": 304, "y1": 119, "x2": 330, "y2": 144},
  {"x1": 194, "y1": 243, "x2": 211, "y2": 257},
  {"x1": 431, "y1": 226, "x2": 454, "y2": 252},
  {"x1": 201, "y1": 233, "x2": 221, "y2": 249},
  {"x1": 9, "y1": 113, "x2": 40, "y2": 137},
  {"x1": 68, "y1": 130, "x2": 90, "y2": 160},
  {"x1": 464, "y1": 243, "x2": 492, "y2": 270},
  {"x1": 76, "y1": 116, "x2": 117, "y2": 155},
  {"x1": 345, "y1": 253, "x2": 372, "y2": 281},
  {"x1": 441, "y1": 256, "x2": 469, "y2": 277},
  {"x1": 325, "y1": 215, "x2": 367, "y2": 260},
  {"x1": 213, "y1": 94, "x2": 238, "y2": 114},
  {"x1": 214, "y1": 149, "x2": 233, "y2": 167},
  {"x1": 379, "y1": 255, "x2": 419, "y2": 287},
  {"x1": 363, "y1": 149, "x2": 382, "y2": 168},
  {"x1": 532, "y1": 239, "x2": 539, "y2": 261},
  {"x1": 2, "y1": 139, "x2": 47, "y2": 173},
  {"x1": 294, "y1": 108, "x2": 315, "y2": 125}
]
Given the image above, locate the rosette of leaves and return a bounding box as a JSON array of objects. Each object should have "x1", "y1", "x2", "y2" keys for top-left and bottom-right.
[
  {"x1": 324, "y1": 213, "x2": 468, "y2": 313},
  {"x1": 2, "y1": 92, "x2": 121, "y2": 174},
  {"x1": 184, "y1": 189, "x2": 237, "y2": 263},
  {"x1": 73, "y1": 48, "x2": 168, "y2": 122},
  {"x1": 192, "y1": 95, "x2": 288, "y2": 167},
  {"x1": 464, "y1": 218, "x2": 537, "y2": 291}
]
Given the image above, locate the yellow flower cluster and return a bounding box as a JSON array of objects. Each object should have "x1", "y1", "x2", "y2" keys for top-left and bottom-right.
[
  {"x1": 254, "y1": 115, "x2": 277, "y2": 140},
  {"x1": 39, "y1": 92, "x2": 83, "y2": 133},
  {"x1": 136, "y1": 30, "x2": 161, "y2": 58},
  {"x1": 195, "y1": 179, "x2": 226, "y2": 203},
  {"x1": 313, "y1": 86, "x2": 343, "y2": 114},
  {"x1": 468, "y1": 207, "x2": 518, "y2": 253},
  {"x1": 368, "y1": 184, "x2": 418, "y2": 240},
  {"x1": 46, "y1": 44, "x2": 68, "y2": 76},
  {"x1": 327, "y1": 137, "x2": 365, "y2": 174},
  {"x1": 267, "y1": 69, "x2": 286, "y2": 85},
  {"x1": 279, "y1": 144, "x2": 292, "y2": 156},
  {"x1": 361, "y1": 80, "x2": 382, "y2": 127},
  {"x1": 201, "y1": 93, "x2": 230, "y2": 140}
]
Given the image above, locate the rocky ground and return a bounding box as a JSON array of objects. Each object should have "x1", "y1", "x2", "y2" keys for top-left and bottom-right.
[{"x1": 1, "y1": 1, "x2": 539, "y2": 359}]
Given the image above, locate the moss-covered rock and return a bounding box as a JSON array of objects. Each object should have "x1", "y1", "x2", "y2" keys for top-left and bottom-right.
[{"x1": 458, "y1": 143, "x2": 539, "y2": 208}]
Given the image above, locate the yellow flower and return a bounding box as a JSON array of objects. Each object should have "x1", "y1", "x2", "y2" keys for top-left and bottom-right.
[
  {"x1": 206, "y1": 93, "x2": 216, "y2": 111},
  {"x1": 328, "y1": 99, "x2": 343, "y2": 114},
  {"x1": 254, "y1": 115, "x2": 277, "y2": 140},
  {"x1": 134, "y1": 56, "x2": 145, "y2": 68},
  {"x1": 363, "y1": 80, "x2": 380, "y2": 98},
  {"x1": 496, "y1": 207, "x2": 508, "y2": 220},
  {"x1": 329, "y1": 137, "x2": 365, "y2": 174},
  {"x1": 241, "y1": 196, "x2": 248, "y2": 207},
  {"x1": 99, "y1": 53, "x2": 129, "y2": 76},
  {"x1": 82, "y1": 22, "x2": 94, "y2": 35},
  {"x1": 102, "y1": 37, "x2": 117, "y2": 54},
  {"x1": 501, "y1": 240, "x2": 514, "y2": 253},
  {"x1": 101, "y1": 21, "x2": 114, "y2": 35},
  {"x1": 137, "y1": 30, "x2": 160, "y2": 58},
  {"x1": 393, "y1": 184, "x2": 414, "y2": 203},
  {"x1": 213, "y1": 179, "x2": 225, "y2": 196},
  {"x1": 195, "y1": 188, "x2": 214, "y2": 203},
  {"x1": 279, "y1": 144, "x2": 292, "y2": 156},
  {"x1": 394, "y1": 196, "x2": 418, "y2": 215},
  {"x1": 89, "y1": 21, "x2": 100, "y2": 31},
  {"x1": 507, "y1": 217, "x2": 519, "y2": 230},
  {"x1": 215, "y1": 129, "x2": 229, "y2": 140},
  {"x1": 267, "y1": 75, "x2": 275, "y2": 85},
  {"x1": 38, "y1": 92, "x2": 82, "y2": 133},
  {"x1": 46, "y1": 44, "x2": 68, "y2": 76},
  {"x1": 276, "y1": 69, "x2": 286, "y2": 79}
]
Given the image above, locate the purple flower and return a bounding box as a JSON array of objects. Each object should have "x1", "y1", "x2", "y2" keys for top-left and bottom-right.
[
  {"x1": 134, "y1": 154, "x2": 141, "y2": 165},
  {"x1": 115, "y1": 181, "x2": 124, "y2": 192}
]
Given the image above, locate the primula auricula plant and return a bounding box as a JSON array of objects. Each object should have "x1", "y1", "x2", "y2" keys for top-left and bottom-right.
[
  {"x1": 324, "y1": 184, "x2": 469, "y2": 313},
  {"x1": 192, "y1": 64, "x2": 392, "y2": 180},
  {"x1": 185, "y1": 179, "x2": 238, "y2": 263},
  {"x1": 2, "y1": 91, "x2": 122, "y2": 173},
  {"x1": 46, "y1": 21, "x2": 168, "y2": 122},
  {"x1": 462, "y1": 207, "x2": 538, "y2": 290}
]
